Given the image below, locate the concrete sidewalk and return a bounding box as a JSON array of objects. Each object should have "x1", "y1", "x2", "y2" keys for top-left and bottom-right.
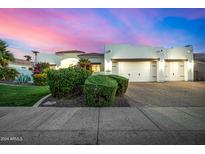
[{"x1": 0, "y1": 107, "x2": 205, "y2": 144}]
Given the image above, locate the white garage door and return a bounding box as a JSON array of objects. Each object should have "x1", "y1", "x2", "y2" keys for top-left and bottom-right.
[
  {"x1": 117, "y1": 61, "x2": 157, "y2": 82},
  {"x1": 165, "y1": 61, "x2": 185, "y2": 81}
]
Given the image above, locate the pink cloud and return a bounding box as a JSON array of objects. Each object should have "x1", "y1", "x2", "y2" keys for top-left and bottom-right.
[
  {"x1": 0, "y1": 13, "x2": 73, "y2": 48},
  {"x1": 133, "y1": 33, "x2": 160, "y2": 46},
  {"x1": 1, "y1": 8, "x2": 203, "y2": 58},
  {"x1": 8, "y1": 47, "x2": 31, "y2": 59},
  {"x1": 0, "y1": 9, "x2": 125, "y2": 55}
]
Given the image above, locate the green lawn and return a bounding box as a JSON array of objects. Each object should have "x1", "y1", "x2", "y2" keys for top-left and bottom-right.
[{"x1": 0, "y1": 84, "x2": 50, "y2": 106}]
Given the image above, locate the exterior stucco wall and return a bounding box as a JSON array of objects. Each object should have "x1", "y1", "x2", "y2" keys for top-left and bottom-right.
[
  {"x1": 104, "y1": 44, "x2": 194, "y2": 82},
  {"x1": 165, "y1": 47, "x2": 193, "y2": 60},
  {"x1": 37, "y1": 53, "x2": 81, "y2": 68},
  {"x1": 37, "y1": 52, "x2": 104, "y2": 70},
  {"x1": 104, "y1": 44, "x2": 164, "y2": 72},
  {"x1": 57, "y1": 53, "x2": 81, "y2": 68}
]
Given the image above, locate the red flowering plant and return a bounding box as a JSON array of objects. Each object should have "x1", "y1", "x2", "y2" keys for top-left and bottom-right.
[
  {"x1": 32, "y1": 62, "x2": 50, "y2": 85},
  {"x1": 33, "y1": 63, "x2": 50, "y2": 74}
]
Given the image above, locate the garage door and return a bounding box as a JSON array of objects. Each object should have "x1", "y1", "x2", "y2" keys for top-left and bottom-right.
[
  {"x1": 117, "y1": 61, "x2": 157, "y2": 82},
  {"x1": 165, "y1": 61, "x2": 184, "y2": 81}
]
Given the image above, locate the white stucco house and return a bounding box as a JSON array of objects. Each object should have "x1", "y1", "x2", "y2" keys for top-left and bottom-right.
[
  {"x1": 104, "y1": 44, "x2": 194, "y2": 82},
  {"x1": 37, "y1": 44, "x2": 194, "y2": 82}
]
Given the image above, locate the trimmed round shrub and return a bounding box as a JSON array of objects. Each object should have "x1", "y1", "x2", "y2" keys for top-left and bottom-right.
[
  {"x1": 0, "y1": 67, "x2": 19, "y2": 81},
  {"x1": 84, "y1": 75, "x2": 118, "y2": 107},
  {"x1": 108, "y1": 75, "x2": 129, "y2": 96},
  {"x1": 33, "y1": 73, "x2": 47, "y2": 86},
  {"x1": 47, "y1": 67, "x2": 91, "y2": 98}
]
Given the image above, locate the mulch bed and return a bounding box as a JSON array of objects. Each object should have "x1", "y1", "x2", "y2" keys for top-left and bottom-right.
[{"x1": 40, "y1": 94, "x2": 130, "y2": 107}]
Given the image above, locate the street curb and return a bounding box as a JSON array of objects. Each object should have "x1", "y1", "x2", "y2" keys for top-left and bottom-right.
[{"x1": 33, "y1": 94, "x2": 51, "y2": 107}]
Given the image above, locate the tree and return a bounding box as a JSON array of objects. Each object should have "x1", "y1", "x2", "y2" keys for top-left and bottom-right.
[
  {"x1": 78, "y1": 58, "x2": 91, "y2": 70},
  {"x1": 24, "y1": 55, "x2": 32, "y2": 61},
  {"x1": 0, "y1": 40, "x2": 14, "y2": 67}
]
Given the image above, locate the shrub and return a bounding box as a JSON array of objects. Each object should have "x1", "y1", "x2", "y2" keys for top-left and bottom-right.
[
  {"x1": 107, "y1": 75, "x2": 128, "y2": 96},
  {"x1": 78, "y1": 58, "x2": 92, "y2": 71},
  {"x1": 33, "y1": 62, "x2": 50, "y2": 74},
  {"x1": 47, "y1": 67, "x2": 91, "y2": 98},
  {"x1": 32, "y1": 62, "x2": 50, "y2": 86},
  {"x1": 0, "y1": 67, "x2": 19, "y2": 81},
  {"x1": 84, "y1": 75, "x2": 118, "y2": 107},
  {"x1": 16, "y1": 74, "x2": 31, "y2": 84},
  {"x1": 33, "y1": 73, "x2": 47, "y2": 86}
]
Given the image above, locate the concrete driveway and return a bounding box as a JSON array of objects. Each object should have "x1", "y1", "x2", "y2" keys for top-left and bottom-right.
[
  {"x1": 0, "y1": 107, "x2": 205, "y2": 145},
  {"x1": 126, "y1": 82, "x2": 205, "y2": 107}
]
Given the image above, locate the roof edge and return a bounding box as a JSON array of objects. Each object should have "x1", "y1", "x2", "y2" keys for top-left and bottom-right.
[
  {"x1": 78, "y1": 52, "x2": 104, "y2": 57},
  {"x1": 56, "y1": 50, "x2": 85, "y2": 54}
]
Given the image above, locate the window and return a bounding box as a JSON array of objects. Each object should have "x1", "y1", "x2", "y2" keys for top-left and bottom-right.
[{"x1": 91, "y1": 64, "x2": 101, "y2": 73}]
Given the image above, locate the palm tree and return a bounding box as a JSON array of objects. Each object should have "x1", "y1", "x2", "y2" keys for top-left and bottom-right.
[
  {"x1": 24, "y1": 55, "x2": 32, "y2": 61},
  {"x1": 0, "y1": 40, "x2": 14, "y2": 67},
  {"x1": 78, "y1": 58, "x2": 91, "y2": 70}
]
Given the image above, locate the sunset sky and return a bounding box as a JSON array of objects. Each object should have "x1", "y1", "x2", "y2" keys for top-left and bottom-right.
[{"x1": 0, "y1": 8, "x2": 205, "y2": 58}]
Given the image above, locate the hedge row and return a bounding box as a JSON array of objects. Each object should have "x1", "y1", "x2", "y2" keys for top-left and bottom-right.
[
  {"x1": 46, "y1": 66, "x2": 128, "y2": 107},
  {"x1": 84, "y1": 75, "x2": 118, "y2": 107},
  {"x1": 84, "y1": 74, "x2": 128, "y2": 107},
  {"x1": 108, "y1": 75, "x2": 128, "y2": 96},
  {"x1": 47, "y1": 67, "x2": 91, "y2": 98}
]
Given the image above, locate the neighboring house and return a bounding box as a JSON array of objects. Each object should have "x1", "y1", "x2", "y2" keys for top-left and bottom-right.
[
  {"x1": 37, "y1": 44, "x2": 194, "y2": 82},
  {"x1": 9, "y1": 58, "x2": 33, "y2": 77},
  {"x1": 194, "y1": 53, "x2": 205, "y2": 81}
]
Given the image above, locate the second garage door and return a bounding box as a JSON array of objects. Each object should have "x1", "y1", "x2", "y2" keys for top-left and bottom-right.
[
  {"x1": 165, "y1": 61, "x2": 185, "y2": 81},
  {"x1": 117, "y1": 61, "x2": 157, "y2": 82}
]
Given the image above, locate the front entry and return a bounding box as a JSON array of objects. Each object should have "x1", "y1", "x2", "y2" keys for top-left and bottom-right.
[{"x1": 91, "y1": 64, "x2": 101, "y2": 73}]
